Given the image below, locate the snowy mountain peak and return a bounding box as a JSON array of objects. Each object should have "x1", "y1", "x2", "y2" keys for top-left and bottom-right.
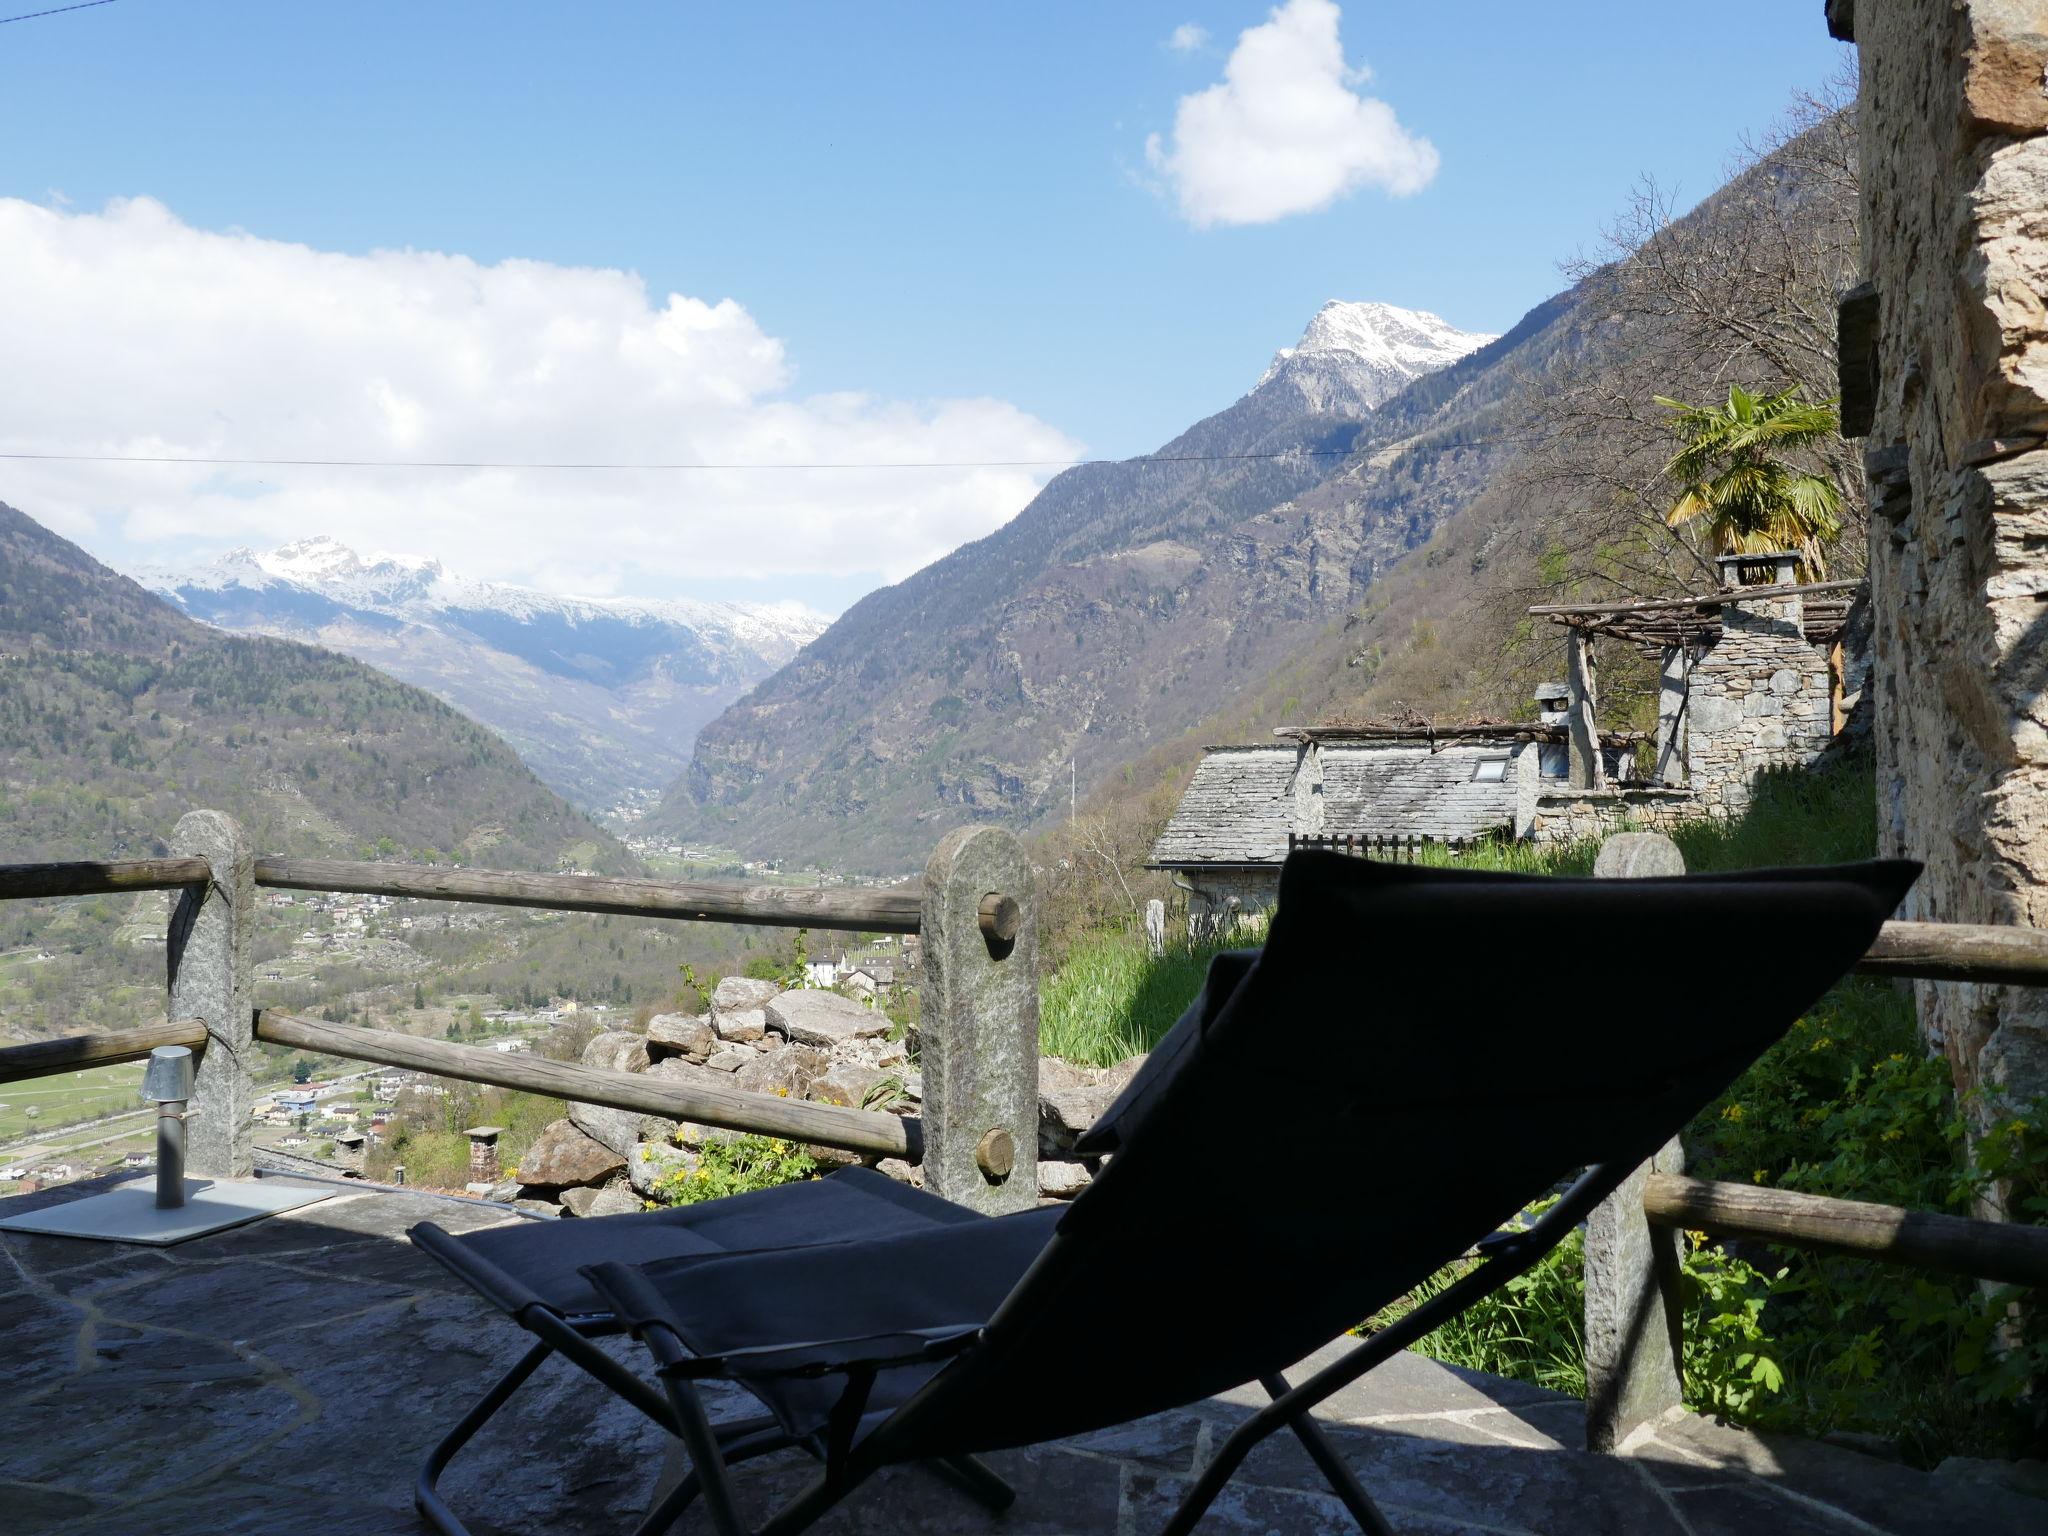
[{"x1": 1257, "y1": 301, "x2": 1496, "y2": 413}]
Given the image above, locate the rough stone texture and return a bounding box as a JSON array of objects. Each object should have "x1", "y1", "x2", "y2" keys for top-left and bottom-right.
[
  {"x1": 711, "y1": 1007, "x2": 769, "y2": 1045},
  {"x1": 806, "y1": 1058, "x2": 889, "y2": 1111},
  {"x1": 1037, "y1": 1160, "x2": 1092, "y2": 1199},
  {"x1": 1583, "y1": 1138, "x2": 1687, "y2": 1452},
  {"x1": 1592, "y1": 832, "x2": 1686, "y2": 880},
  {"x1": 167, "y1": 810, "x2": 255, "y2": 1179},
  {"x1": 702, "y1": 1047, "x2": 751, "y2": 1073},
  {"x1": 710, "y1": 975, "x2": 783, "y2": 1016},
  {"x1": 514, "y1": 1120, "x2": 627, "y2": 1192},
  {"x1": 920, "y1": 826, "x2": 1040, "y2": 1212},
  {"x1": 643, "y1": 1012, "x2": 715, "y2": 1062},
  {"x1": 1852, "y1": 0, "x2": 2048, "y2": 1133},
  {"x1": 566, "y1": 1100, "x2": 649, "y2": 1161},
  {"x1": 1526, "y1": 787, "x2": 1699, "y2": 845},
  {"x1": 768, "y1": 989, "x2": 892, "y2": 1048},
  {"x1": 580, "y1": 1030, "x2": 651, "y2": 1075},
  {"x1": 560, "y1": 1180, "x2": 643, "y2": 1218},
  {"x1": 625, "y1": 1140, "x2": 694, "y2": 1196},
  {"x1": 1683, "y1": 594, "x2": 1836, "y2": 809},
  {"x1": 5, "y1": 1179, "x2": 2036, "y2": 1536},
  {"x1": 732, "y1": 1043, "x2": 831, "y2": 1102}
]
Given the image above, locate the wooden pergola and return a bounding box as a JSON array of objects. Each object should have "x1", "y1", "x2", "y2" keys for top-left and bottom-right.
[{"x1": 1526, "y1": 577, "x2": 1865, "y2": 653}]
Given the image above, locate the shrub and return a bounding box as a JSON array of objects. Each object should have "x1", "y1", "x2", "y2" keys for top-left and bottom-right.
[{"x1": 646, "y1": 1133, "x2": 817, "y2": 1208}]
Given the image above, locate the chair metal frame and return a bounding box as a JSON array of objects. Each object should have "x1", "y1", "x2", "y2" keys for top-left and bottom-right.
[{"x1": 558, "y1": 1159, "x2": 1632, "y2": 1536}]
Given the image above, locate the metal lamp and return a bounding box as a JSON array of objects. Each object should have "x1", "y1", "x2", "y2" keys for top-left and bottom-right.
[{"x1": 141, "y1": 1045, "x2": 194, "y2": 1210}]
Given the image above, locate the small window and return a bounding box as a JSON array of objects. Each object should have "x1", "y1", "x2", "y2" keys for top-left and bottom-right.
[{"x1": 1471, "y1": 757, "x2": 1509, "y2": 782}]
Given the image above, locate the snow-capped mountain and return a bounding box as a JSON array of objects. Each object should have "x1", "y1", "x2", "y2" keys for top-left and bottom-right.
[
  {"x1": 135, "y1": 538, "x2": 829, "y2": 817},
  {"x1": 1256, "y1": 301, "x2": 1496, "y2": 415}
]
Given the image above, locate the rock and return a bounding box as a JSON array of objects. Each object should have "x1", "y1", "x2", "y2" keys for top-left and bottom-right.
[
  {"x1": 1821, "y1": 1430, "x2": 1904, "y2": 1463},
  {"x1": 645, "y1": 1012, "x2": 716, "y2": 1062},
  {"x1": 561, "y1": 1180, "x2": 643, "y2": 1218},
  {"x1": 581, "y1": 1030, "x2": 651, "y2": 1075},
  {"x1": 875, "y1": 1157, "x2": 923, "y2": 1188},
  {"x1": 483, "y1": 1179, "x2": 522, "y2": 1203},
  {"x1": 625, "y1": 1140, "x2": 695, "y2": 1197},
  {"x1": 1592, "y1": 832, "x2": 1686, "y2": 880},
  {"x1": 1102, "y1": 1054, "x2": 1146, "y2": 1092},
  {"x1": 734, "y1": 1042, "x2": 830, "y2": 1101},
  {"x1": 767, "y1": 990, "x2": 891, "y2": 1049},
  {"x1": 515, "y1": 1119, "x2": 626, "y2": 1192},
  {"x1": 568, "y1": 1100, "x2": 650, "y2": 1159},
  {"x1": 1933, "y1": 1456, "x2": 2048, "y2": 1501},
  {"x1": 1038, "y1": 1057, "x2": 1100, "y2": 1096},
  {"x1": 1041, "y1": 1084, "x2": 1118, "y2": 1145},
  {"x1": 710, "y1": 975, "x2": 783, "y2": 1017},
  {"x1": 712, "y1": 1007, "x2": 769, "y2": 1045},
  {"x1": 807, "y1": 1059, "x2": 889, "y2": 1110},
  {"x1": 1038, "y1": 1160, "x2": 1092, "y2": 1199},
  {"x1": 644, "y1": 1057, "x2": 739, "y2": 1147},
  {"x1": 703, "y1": 1048, "x2": 752, "y2": 1073}
]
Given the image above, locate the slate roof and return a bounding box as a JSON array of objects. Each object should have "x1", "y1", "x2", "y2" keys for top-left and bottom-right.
[
  {"x1": 1148, "y1": 741, "x2": 1518, "y2": 868},
  {"x1": 1147, "y1": 746, "x2": 1300, "y2": 866},
  {"x1": 1321, "y1": 745, "x2": 1518, "y2": 843}
]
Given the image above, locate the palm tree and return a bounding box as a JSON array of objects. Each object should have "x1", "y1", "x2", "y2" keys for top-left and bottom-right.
[{"x1": 1656, "y1": 385, "x2": 1844, "y2": 580}]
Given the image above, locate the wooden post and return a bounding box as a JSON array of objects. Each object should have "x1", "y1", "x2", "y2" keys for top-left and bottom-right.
[
  {"x1": 167, "y1": 810, "x2": 255, "y2": 1179},
  {"x1": 1582, "y1": 829, "x2": 1688, "y2": 1451},
  {"x1": 919, "y1": 826, "x2": 1038, "y2": 1213},
  {"x1": 1566, "y1": 627, "x2": 1604, "y2": 789}
]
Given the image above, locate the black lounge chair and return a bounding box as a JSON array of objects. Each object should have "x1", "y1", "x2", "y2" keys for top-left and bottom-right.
[{"x1": 410, "y1": 851, "x2": 1915, "y2": 1536}]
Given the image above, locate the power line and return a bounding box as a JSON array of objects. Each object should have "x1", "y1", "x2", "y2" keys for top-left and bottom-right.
[
  {"x1": 0, "y1": 0, "x2": 121, "y2": 24},
  {"x1": 0, "y1": 447, "x2": 1353, "y2": 472}
]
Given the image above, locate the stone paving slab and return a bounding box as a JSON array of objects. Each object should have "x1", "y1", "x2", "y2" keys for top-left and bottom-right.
[{"x1": 2, "y1": 1174, "x2": 2042, "y2": 1536}]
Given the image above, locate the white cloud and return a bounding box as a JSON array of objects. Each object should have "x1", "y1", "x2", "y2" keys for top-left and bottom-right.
[
  {"x1": 0, "y1": 196, "x2": 1080, "y2": 603},
  {"x1": 1145, "y1": 0, "x2": 1437, "y2": 229},
  {"x1": 1166, "y1": 23, "x2": 1209, "y2": 52}
]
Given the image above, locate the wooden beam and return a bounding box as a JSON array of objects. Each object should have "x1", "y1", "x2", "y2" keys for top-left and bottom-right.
[
  {"x1": 253, "y1": 857, "x2": 922, "y2": 935},
  {"x1": 1643, "y1": 1173, "x2": 2048, "y2": 1289},
  {"x1": 1527, "y1": 578, "x2": 1863, "y2": 620},
  {"x1": 0, "y1": 1019, "x2": 209, "y2": 1085},
  {"x1": 252, "y1": 1010, "x2": 919, "y2": 1160},
  {"x1": 0, "y1": 858, "x2": 211, "y2": 900},
  {"x1": 1858, "y1": 920, "x2": 2048, "y2": 984}
]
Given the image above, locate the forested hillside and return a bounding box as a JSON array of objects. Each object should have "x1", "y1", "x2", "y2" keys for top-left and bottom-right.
[{"x1": 0, "y1": 501, "x2": 632, "y2": 873}]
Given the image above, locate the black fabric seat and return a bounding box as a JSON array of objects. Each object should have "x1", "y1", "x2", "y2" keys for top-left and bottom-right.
[
  {"x1": 413, "y1": 1164, "x2": 982, "y2": 1320},
  {"x1": 413, "y1": 850, "x2": 1918, "y2": 1536}
]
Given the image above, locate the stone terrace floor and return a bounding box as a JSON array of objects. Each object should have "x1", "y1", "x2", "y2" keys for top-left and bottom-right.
[{"x1": 3, "y1": 1173, "x2": 2043, "y2": 1536}]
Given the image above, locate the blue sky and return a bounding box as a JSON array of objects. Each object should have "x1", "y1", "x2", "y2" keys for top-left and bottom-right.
[{"x1": 0, "y1": 1, "x2": 1850, "y2": 609}]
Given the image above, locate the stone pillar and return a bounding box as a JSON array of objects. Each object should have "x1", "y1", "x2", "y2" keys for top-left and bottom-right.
[
  {"x1": 465, "y1": 1125, "x2": 504, "y2": 1184},
  {"x1": 919, "y1": 826, "x2": 1039, "y2": 1213},
  {"x1": 1837, "y1": 0, "x2": 2048, "y2": 1136},
  {"x1": 1144, "y1": 898, "x2": 1166, "y2": 958},
  {"x1": 1583, "y1": 829, "x2": 1688, "y2": 1452},
  {"x1": 1565, "y1": 627, "x2": 1604, "y2": 789},
  {"x1": 167, "y1": 810, "x2": 255, "y2": 1179},
  {"x1": 1653, "y1": 647, "x2": 1691, "y2": 785}
]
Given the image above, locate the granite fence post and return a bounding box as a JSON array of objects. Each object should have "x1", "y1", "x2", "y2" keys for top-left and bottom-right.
[
  {"x1": 1583, "y1": 829, "x2": 1688, "y2": 1451},
  {"x1": 166, "y1": 810, "x2": 256, "y2": 1179},
  {"x1": 919, "y1": 826, "x2": 1039, "y2": 1213},
  {"x1": 1566, "y1": 627, "x2": 1604, "y2": 789},
  {"x1": 1145, "y1": 898, "x2": 1166, "y2": 958}
]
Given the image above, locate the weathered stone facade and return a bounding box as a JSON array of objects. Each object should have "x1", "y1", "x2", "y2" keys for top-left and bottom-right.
[
  {"x1": 1683, "y1": 594, "x2": 1838, "y2": 809},
  {"x1": 1841, "y1": 0, "x2": 2048, "y2": 1120},
  {"x1": 1525, "y1": 786, "x2": 1700, "y2": 845}
]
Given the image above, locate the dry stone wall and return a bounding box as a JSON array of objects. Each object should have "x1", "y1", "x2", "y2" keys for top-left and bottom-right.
[
  {"x1": 1684, "y1": 598, "x2": 1837, "y2": 809},
  {"x1": 1849, "y1": 0, "x2": 2048, "y2": 1121}
]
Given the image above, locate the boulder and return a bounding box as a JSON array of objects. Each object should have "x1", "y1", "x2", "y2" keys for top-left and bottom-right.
[
  {"x1": 703, "y1": 1048, "x2": 753, "y2": 1073},
  {"x1": 807, "y1": 1059, "x2": 889, "y2": 1110},
  {"x1": 645, "y1": 1057, "x2": 739, "y2": 1147},
  {"x1": 625, "y1": 1140, "x2": 695, "y2": 1197},
  {"x1": 568, "y1": 1100, "x2": 647, "y2": 1160},
  {"x1": 875, "y1": 1157, "x2": 923, "y2": 1188},
  {"x1": 1038, "y1": 1160, "x2": 1092, "y2": 1199},
  {"x1": 515, "y1": 1119, "x2": 626, "y2": 1192},
  {"x1": 710, "y1": 975, "x2": 783, "y2": 1016},
  {"x1": 770, "y1": 990, "x2": 892, "y2": 1049},
  {"x1": 734, "y1": 1042, "x2": 831, "y2": 1101},
  {"x1": 582, "y1": 1030, "x2": 651, "y2": 1075},
  {"x1": 559, "y1": 1180, "x2": 643, "y2": 1218},
  {"x1": 645, "y1": 1012, "x2": 716, "y2": 1062},
  {"x1": 1040, "y1": 1084, "x2": 1119, "y2": 1151},
  {"x1": 712, "y1": 1007, "x2": 769, "y2": 1045}
]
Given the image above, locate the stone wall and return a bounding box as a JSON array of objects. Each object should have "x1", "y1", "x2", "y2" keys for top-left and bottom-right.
[
  {"x1": 1526, "y1": 786, "x2": 1701, "y2": 845},
  {"x1": 1846, "y1": 0, "x2": 2048, "y2": 1123},
  {"x1": 1181, "y1": 866, "x2": 1282, "y2": 940},
  {"x1": 1684, "y1": 595, "x2": 1838, "y2": 810}
]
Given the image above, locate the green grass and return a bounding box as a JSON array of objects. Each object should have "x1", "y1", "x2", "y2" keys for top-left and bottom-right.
[
  {"x1": 0, "y1": 1059, "x2": 148, "y2": 1141},
  {"x1": 1039, "y1": 926, "x2": 1262, "y2": 1067}
]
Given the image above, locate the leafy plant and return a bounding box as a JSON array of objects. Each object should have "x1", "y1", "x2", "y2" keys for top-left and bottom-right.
[
  {"x1": 1656, "y1": 384, "x2": 1844, "y2": 579},
  {"x1": 646, "y1": 1133, "x2": 817, "y2": 1208}
]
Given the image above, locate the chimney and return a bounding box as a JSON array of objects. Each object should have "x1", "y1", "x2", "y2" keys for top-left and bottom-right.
[{"x1": 1534, "y1": 682, "x2": 1570, "y2": 727}]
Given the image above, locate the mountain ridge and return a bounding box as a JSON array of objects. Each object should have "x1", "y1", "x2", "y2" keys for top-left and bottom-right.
[{"x1": 135, "y1": 537, "x2": 829, "y2": 816}]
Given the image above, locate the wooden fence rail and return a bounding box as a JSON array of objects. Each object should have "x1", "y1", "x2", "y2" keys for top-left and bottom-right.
[
  {"x1": 252, "y1": 857, "x2": 922, "y2": 934},
  {"x1": 0, "y1": 1019, "x2": 209, "y2": 1085},
  {"x1": 253, "y1": 1010, "x2": 921, "y2": 1161},
  {"x1": 0, "y1": 858, "x2": 211, "y2": 900},
  {"x1": 1643, "y1": 1172, "x2": 2048, "y2": 1290}
]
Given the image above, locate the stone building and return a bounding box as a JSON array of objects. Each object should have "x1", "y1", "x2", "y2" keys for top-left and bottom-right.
[
  {"x1": 1153, "y1": 562, "x2": 1866, "y2": 931},
  {"x1": 1826, "y1": 0, "x2": 2048, "y2": 1122}
]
